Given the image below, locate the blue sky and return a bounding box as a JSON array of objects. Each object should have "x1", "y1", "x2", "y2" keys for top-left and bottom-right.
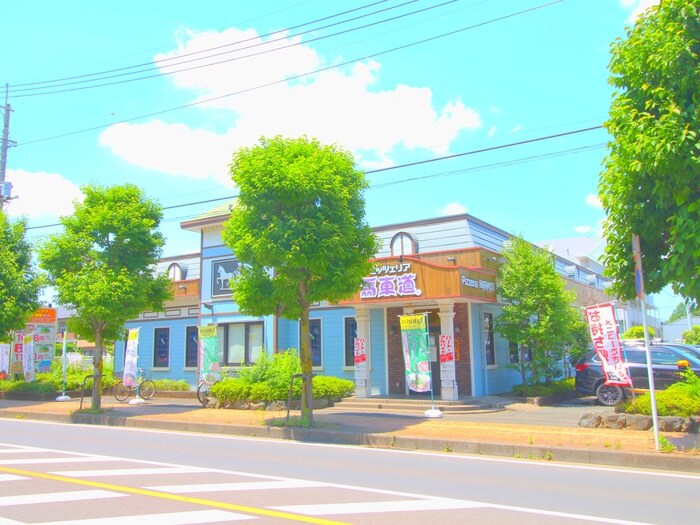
[{"x1": 3, "y1": 0, "x2": 678, "y2": 317}]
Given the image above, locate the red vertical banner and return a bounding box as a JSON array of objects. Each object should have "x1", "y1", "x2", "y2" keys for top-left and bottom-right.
[{"x1": 584, "y1": 303, "x2": 632, "y2": 386}]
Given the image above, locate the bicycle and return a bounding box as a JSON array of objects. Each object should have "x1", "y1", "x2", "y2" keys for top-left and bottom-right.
[
  {"x1": 114, "y1": 368, "x2": 157, "y2": 402},
  {"x1": 197, "y1": 377, "x2": 218, "y2": 407}
]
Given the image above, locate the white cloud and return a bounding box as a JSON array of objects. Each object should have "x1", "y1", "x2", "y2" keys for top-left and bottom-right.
[
  {"x1": 99, "y1": 121, "x2": 234, "y2": 185},
  {"x1": 622, "y1": 0, "x2": 660, "y2": 23},
  {"x1": 574, "y1": 225, "x2": 593, "y2": 234},
  {"x1": 510, "y1": 124, "x2": 523, "y2": 134},
  {"x1": 439, "y1": 202, "x2": 467, "y2": 216},
  {"x1": 585, "y1": 193, "x2": 603, "y2": 209},
  {"x1": 487, "y1": 125, "x2": 497, "y2": 138},
  {"x1": 101, "y1": 26, "x2": 482, "y2": 179},
  {"x1": 4, "y1": 169, "x2": 82, "y2": 220}
]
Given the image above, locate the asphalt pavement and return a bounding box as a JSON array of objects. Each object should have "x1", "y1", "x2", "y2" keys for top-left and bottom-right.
[{"x1": 1, "y1": 393, "x2": 700, "y2": 474}]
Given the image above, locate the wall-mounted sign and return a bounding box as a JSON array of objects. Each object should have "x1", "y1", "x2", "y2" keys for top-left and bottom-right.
[
  {"x1": 361, "y1": 262, "x2": 422, "y2": 299},
  {"x1": 459, "y1": 270, "x2": 497, "y2": 301},
  {"x1": 212, "y1": 259, "x2": 239, "y2": 297}
]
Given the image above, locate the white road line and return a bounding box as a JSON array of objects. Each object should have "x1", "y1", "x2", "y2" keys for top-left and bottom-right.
[
  {"x1": 52, "y1": 466, "x2": 211, "y2": 477},
  {"x1": 273, "y1": 497, "x2": 487, "y2": 515},
  {"x1": 0, "y1": 475, "x2": 26, "y2": 481},
  {"x1": 0, "y1": 457, "x2": 119, "y2": 466},
  {"x1": 0, "y1": 447, "x2": 51, "y2": 454},
  {"x1": 0, "y1": 490, "x2": 123, "y2": 506},
  {"x1": 148, "y1": 479, "x2": 328, "y2": 493},
  {"x1": 27, "y1": 510, "x2": 252, "y2": 525}
]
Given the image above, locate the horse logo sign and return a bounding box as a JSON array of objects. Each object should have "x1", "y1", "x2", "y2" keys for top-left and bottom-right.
[{"x1": 212, "y1": 259, "x2": 239, "y2": 296}]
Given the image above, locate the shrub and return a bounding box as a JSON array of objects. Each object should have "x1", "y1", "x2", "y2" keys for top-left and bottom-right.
[
  {"x1": 211, "y1": 377, "x2": 251, "y2": 402},
  {"x1": 312, "y1": 375, "x2": 354, "y2": 400},
  {"x1": 511, "y1": 378, "x2": 575, "y2": 397},
  {"x1": 0, "y1": 358, "x2": 116, "y2": 393},
  {"x1": 621, "y1": 325, "x2": 655, "y2": 340},
  {"x1": 624, "y1": 389, "x2": 700, "y2": 417},
  {"x1": 683, "y1": 326, "x2": 700, "y2": 345},
  {"x1": 153, "y1": 379, "x2": 190, "y2": 391}
]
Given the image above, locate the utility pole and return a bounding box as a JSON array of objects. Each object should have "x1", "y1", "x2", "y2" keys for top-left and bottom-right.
[{"x1": 1, "y1": 83, "x2": 16, "y2": 209}]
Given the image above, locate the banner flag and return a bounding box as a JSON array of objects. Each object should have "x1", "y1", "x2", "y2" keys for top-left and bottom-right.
[
  {"x1": 0, "y1": 344, "x2": 10, "y2": 380},
  {"x1": 584, "y1": 303, "x2": 632, "y2": 386},
  {"x1": 354, "y1": 337, "x2": 368, "y2": 386},
  {"x1": 199, "y1": 325, "x2": 221, "y2": 385},
  {"x1": 123, "y1": 328, "x2": 140, "y2": 387},
  {"x1": 22, "y1": 333, "x2": 35, "y2": 382},
  {"x1": 399, "y1": 314, "x2": 432, "y2": 392}
]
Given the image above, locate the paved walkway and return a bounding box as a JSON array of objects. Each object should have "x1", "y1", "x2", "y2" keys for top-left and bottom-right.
[{"x1": 1, "y1": 393, "x2": 699, "y2": 473}]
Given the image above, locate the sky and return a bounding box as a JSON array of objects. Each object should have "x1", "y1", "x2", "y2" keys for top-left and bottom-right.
[{"x1": 2, "y1": 0, "x2": 680, "y2": 318}]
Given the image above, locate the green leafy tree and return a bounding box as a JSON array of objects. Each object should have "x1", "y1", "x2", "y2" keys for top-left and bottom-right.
[
  {"x1": 683, "y1": 325, "x2": 700, "y2": 345},
  {"x1": 222, "y1": 136, "x2": 379, "y2": 426},
  {"x1": 599, "y1": 0, "x2": 700, "y2": 302},
  {"x1": 667, "y1": 301, "x2": 699, "y2": 324},
  {"x1": 0, "y1": 211, "x2": 43, "y2": 342},
  {"x1": 38, "y1": 184, "x2": 172, "y2": 410},
  {"x1": 495, "y1": 237, "x2": 584, "y2": 385}
]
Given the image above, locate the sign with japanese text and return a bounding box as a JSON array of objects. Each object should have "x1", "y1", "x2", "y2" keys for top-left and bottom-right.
[
  {"x1": 199, "y1": 325, "x2": 222, "y2": 385},
  {"x1": 584, "y1": 303, "x2": 632, "y2": 386},
  {"x1": 354, "y1": 337, "x2": 368, "y2": 386},
  {"x1": 123, "y1": 328, "x2": 140, "y2": 387},
  {"x1": 438, "y1": 335, "x2": 456, "y2": 386},
  {"x1": 399, "y1": 314, "x2": 432, "y2": 393},
  {"x1": 361, "y1": 262, "x2": 422, "y2": 300},
  {"x1": 0, "y1": 344, "x2": 10, "y2": 380},
  {"x1": 22, "y1": 333, "x2": 35, "y2": 381}
]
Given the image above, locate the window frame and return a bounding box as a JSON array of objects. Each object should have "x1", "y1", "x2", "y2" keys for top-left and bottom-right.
[
  {"x1": 153, "y1": 327, "x2": 170, "y2": 369},
  {"x1": 299, "y1": 318, "x2": 323, "y2": 368},
  {"x1": 390, "y1": 231, "x2": 417, "y2": 257},
  {"x1": 184, "y1": 325, "x2": 198, "y2": 369},
  {"x1": 220, "y1": 321, "x2": 265, "y2": 367},
  {"x1": 344, "y1": 316, "x2": 358, "y2": 367}
]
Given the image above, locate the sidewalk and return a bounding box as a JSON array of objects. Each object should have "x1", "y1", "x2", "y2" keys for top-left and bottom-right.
[{"x1": 1, "y1": 394, "x2": 699, "y2": 474}]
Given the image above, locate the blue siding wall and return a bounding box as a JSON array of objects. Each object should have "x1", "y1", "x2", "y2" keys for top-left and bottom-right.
[{"x1": 114, "y1": 317, "x2": 199, "y2": 387}]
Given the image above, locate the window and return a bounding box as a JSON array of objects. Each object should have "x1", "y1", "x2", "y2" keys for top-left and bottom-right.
[
  {"x1": 390, "y1": 232, "x2": 416, "y2": 256},
  {"x1": 167, "y1": 263, "x2": 182, "y2": 281},
  {"x1": 344, "y1": 317, "x2": 358, "y2": 367},
  {"x1": 153, "y1": 328, "x2": 170, "y2": 368},
  {"x1": 300, "y1": 319, "x2": 322, "y2": 367},
  {"x1": 509, "y1": 341, "x2": 519, "y2": 364},
  {"x1": 484, "y1": 313, "x2": 495, "y2": 365},
  {"x1": 219, "y1": 322, "x2": 264, "y2": 366},
  {"x1": 185, "y1": 326, "x2": 198, "y2": 368}
]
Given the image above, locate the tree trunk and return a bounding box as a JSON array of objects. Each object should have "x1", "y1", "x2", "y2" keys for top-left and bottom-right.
[
  {"x1": 91, "y1": 328, "x2": 104, "y2": 411},
  {"x1": 298, "y1": 298, "x2": 314, "y2": 427}
]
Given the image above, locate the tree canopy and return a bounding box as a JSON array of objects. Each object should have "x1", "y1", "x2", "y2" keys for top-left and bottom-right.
[
  {"x1": 599, "y1": 0, "x2": 700, "y2": 302},
  {"x1": 0, "y1": 211, "x2": 43, "y2": 342},
  {"x1": 222, "y1": 136, "x2": 378, "y2": 425},
  {"x1": 39, "y1": 184, "x2": 172, "y2": 409},
  {"x1": 494, "y1": 237, "x2": 587, "y2": 384}
]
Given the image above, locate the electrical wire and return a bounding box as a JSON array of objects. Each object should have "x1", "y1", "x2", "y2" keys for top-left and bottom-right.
[
  {"x1": 10, "y1": 0, "x2": 393, "y2": 89},
  {"x1": 10, "y1": 0, "x2": 451, "y2": 97},
  {"x1": 16, "y1": 0, "x2": 562, "y2": 146},
  {"x1": 24, "y1": 124, "x2": 603, "y2": 231}
]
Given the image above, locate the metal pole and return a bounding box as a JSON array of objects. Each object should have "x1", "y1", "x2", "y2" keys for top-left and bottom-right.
[{"x1": 56, "y1": 332, "x2": 71, "y2": 401}]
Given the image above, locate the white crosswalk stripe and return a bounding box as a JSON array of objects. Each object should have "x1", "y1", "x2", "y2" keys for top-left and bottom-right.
[
  {"x1": 0, "y1": 490, "x2": 124, "y2": 506},
  {"x1": 23, "y1": 510, "x2": 252, "y2": 525},
  {"x1": 0, "y1": 475, "x2": 26, "y2": 482},
  {"x1": 273, "y1": 497, "x2": 487, "y2": 515},
  {"x1": 0, "y1": 457, "x2": 119, "y2": 466},
  {"x1": 52, "y1": 466, "x2": 211, "y2": 477},
  {"x1": 148, "y1": 479, "x2": 327, "y2": 493}
]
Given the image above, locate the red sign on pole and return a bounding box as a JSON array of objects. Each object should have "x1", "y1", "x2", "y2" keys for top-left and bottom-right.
[{"x1": 584, "y1": 303, "x2": 632, "y2": 386}]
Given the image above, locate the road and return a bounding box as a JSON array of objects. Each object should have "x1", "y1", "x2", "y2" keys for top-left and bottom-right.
[{"x1": 0, "y1": 419, "x2": 698, "y2": 524}]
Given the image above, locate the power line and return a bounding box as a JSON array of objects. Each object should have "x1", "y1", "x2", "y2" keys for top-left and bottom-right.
[
  {"x1": 10, "y1": 0, "x2": 452, "y2": 97},
  {"x1": 16, "y1": 0, "x2": 562, "y2": 146},
  {"x1": 24, "y1": 123, "x2": 603, "y2": 231},
  {"x1": 10, "y1": 0, "x2": 393, "y2": 90}
]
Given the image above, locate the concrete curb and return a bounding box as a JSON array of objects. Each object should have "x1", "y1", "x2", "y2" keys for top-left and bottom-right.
[{"x1": 3, "y1": 408, "x2": 700, "y2": 473}]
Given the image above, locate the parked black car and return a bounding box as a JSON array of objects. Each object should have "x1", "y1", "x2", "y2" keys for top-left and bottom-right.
[{"x1": 574, "y1": 344, "x2": 700, "y2": 406}]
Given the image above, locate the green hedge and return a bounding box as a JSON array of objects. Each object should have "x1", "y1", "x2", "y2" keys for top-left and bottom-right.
[
  {"x1": 510, "y1": 378, "x2": 575, "y2": 397},
  {"x1": 210, "y1": 350, "x2": 354, "y2": 406},
  {"x1": 0, "y1": 358, "x2": 117, "y2": 393},
  {"x1": 624, "y1": 368, "x2": 700, "y2": 417}
]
